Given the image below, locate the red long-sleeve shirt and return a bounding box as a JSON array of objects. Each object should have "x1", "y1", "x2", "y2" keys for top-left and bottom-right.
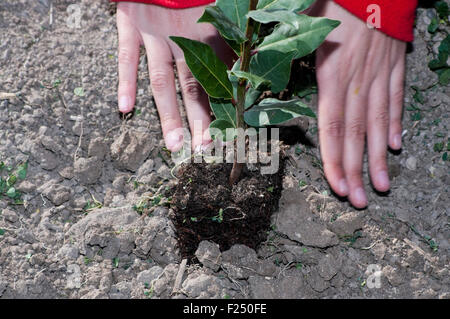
[{"x1": 112, "y1": 0, "x2": 418, "y2": 42}]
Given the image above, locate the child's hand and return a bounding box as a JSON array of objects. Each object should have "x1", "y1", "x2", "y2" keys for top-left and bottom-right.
[
  {"x1": 116, "y1": 2, "x2": 234, "y2": 151},
  {"x1": 311, "y1": 1, "x2": 406, "y2": 208}
]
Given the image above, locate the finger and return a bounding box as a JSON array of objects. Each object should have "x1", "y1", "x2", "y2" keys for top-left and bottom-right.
[
  {"x1": 316, "y1": 51, "x2": 349, "y2": 197},
  {"x1": 142, "y1": 35, "x2": 184, "y2": 152},
  {"x1": 175, "y1": 59, "x2": 212, "y2": 150},
  {"x1": 367, "y1": 71, "x2": 391, "y2": 193},
  {"x1": 388, "y1": 47, "x2": 406, "y2": 150},
  {"x1": 343, "y1": 76, "x2": 370, "y2": 208},
  {"x1": 117, "y1": 5, "x2": 141, "y2": 113}
]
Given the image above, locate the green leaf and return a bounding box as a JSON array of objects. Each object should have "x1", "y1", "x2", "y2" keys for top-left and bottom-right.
[
  {"x1": 209, "y1": 119, "x2": 236, "y2": 141},
  {"x1": 434, "y1": 142, "x2": 444, "y2": 152},
  {"x1": 257, "y1": 0, "x2": 315, "y2": 12},
  {"x1": 411, "y1": 86, "x2": 425, "y2": 104},
  {"x1": 216, "y1": 0, "x2": 250, "y2": 32},
  {"x1": 198, "y1": 6, "x2": 247, "y2": 44},
  {"x1": 0, "y1": 229, "x2": 5, "y2": 236},
  {"x1": 258, "y1": 15, "x2": 340, "y2": 59},
  {"x1": 170, "y1": 36, "x2": 233, "y2": 99},
  {"x1": 17, "y1": 162, "x2": 28, "y2": 180},
  {"x1": 428, "y1": 17, "x2": 439, "y2": 34},
  {"x1": 244, "y1": 98, "x2": 316, "y2": 127},
  {"x1": 250, "y1": 50, "x2": 296, "y2": 93},
  {"x1": 74, "y1": 87, "x2": 85, "y2": 97},
  {"x1": 428, "y1": 51, "x2": 448, "y2": 71},
  {"x1": 209, "y1": 97, "x2": 236, "y2": 127},
  {"x1": 438, "y1": 34, "x2": 450, "y2": 55},
  {"x1": 229, "y1": 70, "x2": 271, "y2": 90},
  {"x1": 7, "y1": 175, "x2": 16, "y2": 187},
  {"x1": 435, "y1": 1, "x2": 449, "y2": 20},
  {"x1": 245, "y1": 87, "x2": 262, "y2": 109},
  {"x1": 6, "y1": 187, "x2": 17, "y2": 198},
  {"x1": 248, "y1": 9, "x2": 305, "y2": 27},
  {"x1": 437, "y1": 67, "x2": 450, "y2": 85}
]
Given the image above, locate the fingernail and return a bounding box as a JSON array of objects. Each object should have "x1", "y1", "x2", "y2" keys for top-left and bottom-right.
[
  {"x1": 166, "y1": 130, "x2": 183, "y2": 152},
  {"x1": 354, "y1": 187, "x2": 367, "y2": 207},
  {"x1": 377, "y1": 170, "x2": 390, "y2": 190},
  {"x1": 393, "y1": 134, "x2": 402, "y2": 149},
  {"x1": 339, "y1": 179, "x2": 349, "y2": 195},
  {"x1": 119, "y1": 96, "x2": 131, "y2": 113}
]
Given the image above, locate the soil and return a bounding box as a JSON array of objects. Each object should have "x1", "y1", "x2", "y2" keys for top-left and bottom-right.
[
  {"x1": 171, "y1": 159, "x2": 284, "y2": 261},
  {"x1": 0, "y1": 0, "x2": 449, "y2": 299}
]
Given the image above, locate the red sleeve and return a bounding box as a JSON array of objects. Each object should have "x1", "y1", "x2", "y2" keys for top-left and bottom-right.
[
  {"x1": 112, "y1": 0, "x2": 417, "y2": 42},
  {"x1": 110, "y1": 0, "x2": 214, "y2": 9},
  {"x1": 334, "y1": 0, "x2": 418, "y2": 42}
]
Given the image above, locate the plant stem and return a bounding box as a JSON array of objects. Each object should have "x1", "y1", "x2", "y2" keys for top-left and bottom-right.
[{"x1": 229, "y1": 0, "x2": 258, "y2": 185}]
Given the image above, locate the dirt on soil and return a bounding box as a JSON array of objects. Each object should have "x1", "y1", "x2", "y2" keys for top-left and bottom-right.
[
  {"x1": 171, "y1": 159, "x2": 284, "y2": 261},
  {"x1": 0, "y1": 0, "x2": 449, "y2": 299}
]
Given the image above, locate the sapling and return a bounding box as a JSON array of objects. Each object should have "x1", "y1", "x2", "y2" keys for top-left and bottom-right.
[{"x1": 171, "y1": 0, "x2": 340, "y2": 184}]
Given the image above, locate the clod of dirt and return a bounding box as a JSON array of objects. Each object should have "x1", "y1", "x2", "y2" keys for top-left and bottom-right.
[
  {"x1": 110, "y1": 130, "x2": 155, "y2": 172},
  {"x1": 276, "y1": 204, "x2": 338, "y2": 248},
  {"x1": 170, "y1": 160, "x2": 284, "y2": 261},
  {"x1": 195, "y1": 240, "x2": 221, "y2": 272},
  {"x1": 74, "y1": 157, "x2": 103, "y2": 184}
]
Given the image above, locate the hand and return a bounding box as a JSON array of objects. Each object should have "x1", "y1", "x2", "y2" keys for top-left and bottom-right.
[
  {"x1": 310, "y1": 1, "x2": 406, "y2": 208},
  {"x1": 116, "y1": 2, "x2": 234, "y2": 151}
]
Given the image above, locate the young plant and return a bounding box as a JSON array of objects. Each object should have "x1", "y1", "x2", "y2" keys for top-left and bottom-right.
[
  {"x1": 0, "y1": 161, "x2": 28, "y2": 204},
  {"x1": 170, "y1": 0, "x2": 340, "y2": 184}
]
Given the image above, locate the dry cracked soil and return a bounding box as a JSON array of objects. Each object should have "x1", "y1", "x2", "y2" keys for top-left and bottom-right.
[{"x1": 0, "y1": 0, "x2": 449, "y2": 299}]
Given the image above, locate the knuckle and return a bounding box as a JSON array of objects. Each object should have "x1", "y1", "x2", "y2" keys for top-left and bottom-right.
[
  {"x1": 322, "y1": 120, "x2": 345, "y2": 138},
  {"x1": 372, "y1": 156, "x2": 388, "y2": 171},
  {"x1": 159, "y1": 112, "x2": 178, "y2": 128},
  {"x1": 375, "y1": 110, "x2": 390, "y2": 129},
  {"x1": 181, "y1": 77, "x2": 202, "y2": 101},
  {"x1": 118, "y1": 47, "x2": 136, "y2": 65},
  {"x1": 347, "y1": 119, "x2": 366, "y2": 138},
  {"x1": 118, "y1": 79, "x2": 135, "y2": 91},
  {"x1": 150, "y1": 70, "x2": 170, "y2": 92},
  {"x1": 391, "y1": 88, "x2": 404, "y2": 107},
  {"x1": 346, "y1": 169, "x2": 362, "y2": 182}
]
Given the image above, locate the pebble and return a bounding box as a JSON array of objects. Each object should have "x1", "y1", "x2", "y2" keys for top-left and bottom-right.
[{"x1": 405, "y1": 156, "x2": 417, "y2": 171}]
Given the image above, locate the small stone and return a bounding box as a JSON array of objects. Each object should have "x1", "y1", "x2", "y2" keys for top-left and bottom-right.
[
  {"x1": 276, "y1": 204, "x2": 338, "y2": 248},
  {"x1": 74, "y1": 157, "x2": 102, "y2": 184},
  {"x1": 58, "y1": 166, "x2": 74, "y2": 179},
  {"x1": 195, "y1": 241, "x2": 221, "y2": 272},
  {"x1": 372, "y1": 242, "x2": 387, "y2": 261},
  {"x1": 181, "y1": 272, "x2": 232, "y2": 299},
  {"x1": 42, "y1": 184, "x2": 71, "y2": 206},
  {"x1": 110, "y1": 130, "x2": 155, "y2": 172},
  {"x1": 317, "y1": 254, "x2": 340, "y2": 281},
  {"x1": 2, "y1": 208, "x2": 19, "y2": 223},
  {"x1": 40, "y1": 136, "x2": 61, "y2": 153},
  {"x1": 383, "y1": 265, "x2": 404, "y2": 287},
  {"x1": 33, "y1": 148, "x2": 58, "y2": 170},
  {"x1": 405, "y1": 156, "x2": 417, "y2": 171},
  {"x1": 221, "y1": 245, "x2": 277, "y2": 279},
  {"x1": 136, "y1": 266, "x2": 164, "y2": 285},
  {"x1": 329, "y1": 211, "x2": 364, "y2": 237},
  {"x1": 58, "y1": 244, "x2": 79, "y2": 259},
  {"x1": 81, "y1": 289, "x2": 108, "y2": 299},
  {"x1": 88, "y1": 137, "x2": 107, "y2": 160},
  {"x1": 307, "y1": 270, "x2": 329, "y2": 292},
  {"x1": 16, "y1": 180, "x2": 36, "y2": 193}
]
